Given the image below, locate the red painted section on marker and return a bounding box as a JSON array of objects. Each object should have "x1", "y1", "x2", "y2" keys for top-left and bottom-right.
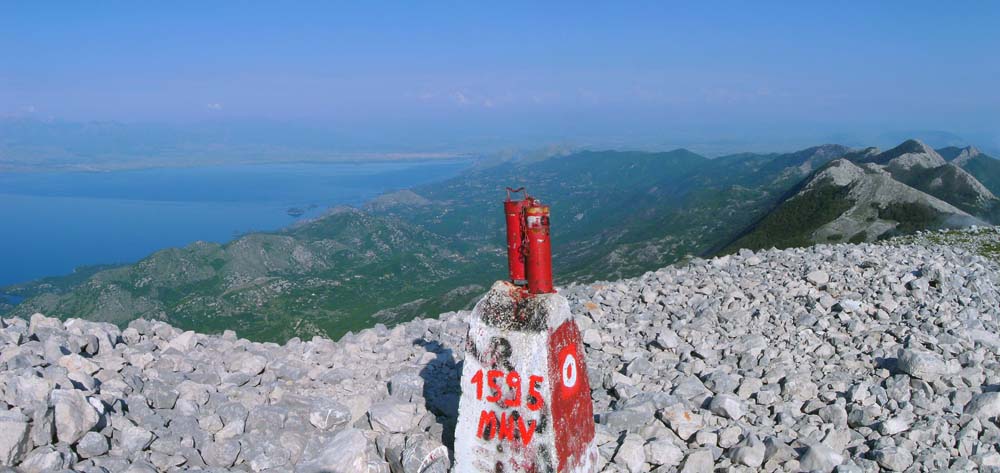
[{"x1": 548, "y1": 320, "x2": 595, "y2": 471}]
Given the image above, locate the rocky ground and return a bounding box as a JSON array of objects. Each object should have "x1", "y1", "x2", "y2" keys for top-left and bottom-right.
[
  {"x1": 885, "y1": 225, "x2": 1000, "y2": 261},
  {"x1": 2, "y1": 233, "x2": 1000, "y2": 472}
]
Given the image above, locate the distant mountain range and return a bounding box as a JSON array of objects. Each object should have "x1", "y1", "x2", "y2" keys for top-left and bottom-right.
[{"x1": 4, "y1": 139, "x2": 999, "y2": 342}]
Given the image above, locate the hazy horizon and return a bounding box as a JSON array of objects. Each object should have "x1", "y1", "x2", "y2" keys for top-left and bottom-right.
[{"x1": 2, "y1": 2, "x2": 999, "y2": 157}]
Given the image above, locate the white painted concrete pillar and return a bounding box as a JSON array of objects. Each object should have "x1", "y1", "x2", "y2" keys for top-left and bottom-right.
[{"x1": 454, "y1": 281, "x2": 598, "y2": 472}]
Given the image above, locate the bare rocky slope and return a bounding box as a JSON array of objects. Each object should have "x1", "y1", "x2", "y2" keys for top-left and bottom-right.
[
  {"x1": 851, "y1": 140, "x2": 999, "y2": 220},
  {"x1": 729, "y1": 141, "x2": 1000, "y2": 251},
  {"x1": 794, "y1": 159, "x2": 973, "y2": 242},
  {"x1": 2, "y1": 228, "x2": 1000, "y2": 472}
]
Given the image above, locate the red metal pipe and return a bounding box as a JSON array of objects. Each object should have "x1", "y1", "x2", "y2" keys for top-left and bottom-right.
[
  {"x1": 504, "y1": 199, "x2": 527, "y2": 286},
  {"x1": 525, "y1": 201, "x2": 554, "y2": 294}
]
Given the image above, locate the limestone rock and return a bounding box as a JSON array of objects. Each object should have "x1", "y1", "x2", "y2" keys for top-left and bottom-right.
[
  {"x1": 679, "y1": 449, "x2": 714, "y2": 473},
  {"x1": 966, "y1": 392, "x2": 1000, "y2": 418},
  {"x1": 613, "y1": 434, "x2": 646, "y2": 473},
  {"x1": 295, "y1": 428, "x2": 369, "y2": 473},
  {"x1": 806, "y1": 270, "x2": 830, "y2": 286},
  {"x1": 51, "y1": 389, "x2": 100, "y2": 445},
  {"x1": 645, "y1": 438, "x2": 684, "y2": 467},
  {"x1": 799, "y1": 443, "x2": 844, "y2": 473},
  {"x1": 368, "y1": 401, "x2": 421, "y2": 434},
  {"x1": 0, "y1": 411, "x2": 30, "y2": 466},
  {"x1": 2, "y1": 231, "x2": 1000, "y2": 471},
  {"x1": 897, "y1": 349, "x2": 946, "y2": 381},
  {"x1": 200, "y1": 439, "x2": 240, "y2": 468},
  {"x1": 872, "y1": 446, "x2": 913, "y2": 471},
  {"x1": 708, "y1": 394, "x2": 745, "y2": 420},
  {"x1": 658, "y1": 405, "x2": 703, "y2": 441},
  {"x1": 730, "y1": 435, "x2": 765, "y2": 467},
  {"x1": 76, "y1": 431, "x2": 109, "y2": 458}
]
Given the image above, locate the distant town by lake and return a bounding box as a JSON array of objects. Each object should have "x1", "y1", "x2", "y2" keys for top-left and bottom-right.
[{"x1": 0, "y1": 159, "x2": 471, "y2": 287}]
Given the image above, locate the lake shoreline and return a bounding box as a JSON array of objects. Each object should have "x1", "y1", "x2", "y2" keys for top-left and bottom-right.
[
  {"x1": 0, "y1": 155, "x2": 475, "y2": 175},
  {"x1": 0, "y1": 159, "x2": 474, "y2": 288}
]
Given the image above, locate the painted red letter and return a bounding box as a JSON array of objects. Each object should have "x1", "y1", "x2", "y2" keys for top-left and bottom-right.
[
  {"x1": 477, "y1": 410, "x2": 499, "y2": 440},
  {"x1": 517, "y1": 417, "x2": 537, "y2": 446},
  {"x1": 498, "y1": 412, "x2": 516, "y2": 441}
]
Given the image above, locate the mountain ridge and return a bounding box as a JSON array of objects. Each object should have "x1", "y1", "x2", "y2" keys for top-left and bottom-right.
[
  {"x1": 4, "y1": 139, "x2": 1000, "y2": 342},
  {"x1": 730, "y1": 139, "x2": 999, "y2": 251}
]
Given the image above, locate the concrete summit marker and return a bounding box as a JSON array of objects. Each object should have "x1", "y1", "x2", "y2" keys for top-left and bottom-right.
[
  {"x1": 454, "y1": 190, "x2": 597, "y2": 472},
  {"x1": 454, "y1": 283, "x2": 598, "y2": 472}
]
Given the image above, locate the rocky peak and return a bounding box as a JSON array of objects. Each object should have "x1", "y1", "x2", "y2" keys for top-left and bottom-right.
[
  {"x1": 805, "y1": 144, "x2": 850, "y2": 160},
  {"x1": 952, "y1": 146, "x2": 983, "y2": 166},
  {"x1": 881, "y1": 139, "x2": 947, "y2": 172},
  {"x1": 892, "y1": 139, "x2": 936, "y2": 155},
  {"x1": 841, "y1": 146, "x2": 880, "y2": 163},
  {"x1": 807, "y1": 158, "x2": 865, "y2": 188},
  {"x1": 850, "y1": 139, "x2": 946, "y2": 171}
]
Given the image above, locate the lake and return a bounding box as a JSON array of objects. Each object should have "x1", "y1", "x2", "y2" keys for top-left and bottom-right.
[{"x1": 0, "y1": 160, "x2": 471, "y2": 287}]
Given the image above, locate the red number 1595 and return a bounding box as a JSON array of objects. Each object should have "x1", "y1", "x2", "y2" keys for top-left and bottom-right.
[{"x1": 470, "y1": 369, "x2": 544, "y2": 411}]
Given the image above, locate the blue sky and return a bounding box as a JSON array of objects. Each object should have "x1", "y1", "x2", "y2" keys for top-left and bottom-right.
[{"x1": 1, "y1": 1, "x2": 998, "y2": 152}]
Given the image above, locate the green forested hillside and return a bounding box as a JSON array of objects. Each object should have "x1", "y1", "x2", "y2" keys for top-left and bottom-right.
[
  {"x1": 4, "y1": 209, "x2": 494, "y2": 342},
  {"x1": 7, "y1": 140, "x2": 994, "y2": 342},
  {"x1": 961, "y1": 154, "x2": 1000, "y2": 196},
  {"x1": 6, "y1": 146, "x2": 845, "y2": 341},
  {"x1": 725, "y1": 180, "x2": 854, "y2": 251},
  {"x1": 380, "y1": 145, "x2": 849, "y2": 281}
]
